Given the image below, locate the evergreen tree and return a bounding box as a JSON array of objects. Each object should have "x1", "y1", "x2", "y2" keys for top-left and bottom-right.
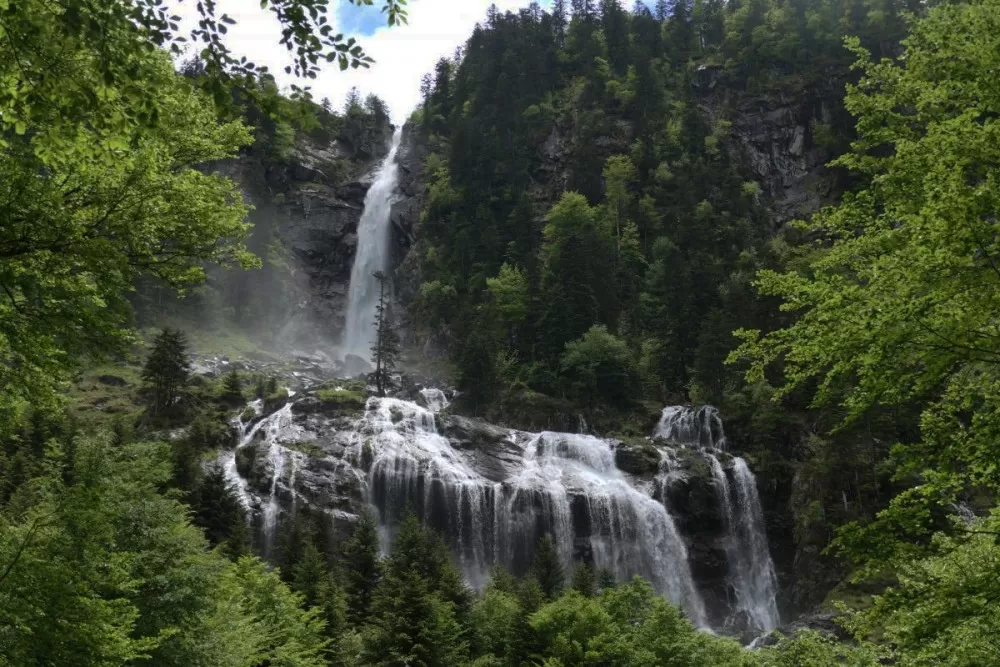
[
  {"x1": 571, "y1": 562, "x2": 598, "y2": 597},
  {"x1": 370, "y1": 270, "x2": 401, "y2": 397},
  {"x1": 366, "y1": 515, "x2": 470, "y2": 666},
  {"x1": 598, "y1": 567, "x2": 617, "y2": 591},
  {"x1": 364, "y1": 93, "x2": 389, "y2": 126},
  {"x1": 192, "y1": 464, "x2": 246, "y2": 550},
  {"x1": 344, "y1": 86, "x2": 362, "y2": 114},
  {"x1": 342, "y1": 514, "x2": 383, "y2": 626},
  {"x1": 222, "y1": 368, "x2": 244, "y2": 402},
  {"x1": 531, "y1": 535, "x2": 566, "y2": 600},
  {"x1": 552, "y1": 0, "x2": 568, "y2": 43},
  {"x1": 253, "y1": 375, "x2": 267, "y2": 399},
  {"x1": 142, "y1": 328, "x2": 191, "y2": 412}
]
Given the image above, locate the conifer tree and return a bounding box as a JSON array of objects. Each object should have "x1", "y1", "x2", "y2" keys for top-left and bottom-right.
[
  {"x1": 222, "y1": 368, "x2": 244, "y2": 402},
  {"x1": 531, "y1": 535, "x2": 566, "y2": 600},
  {"x1": 342, "y1": 514, "x2": 383, "y2": 626},
  {"x1": 142, "y1": 328, "x2": 191, "y2": 411},
  {"x1": 370, "y1": 270, "x2": 401, "y2": 397},
  {"x1": 192, "y1": 464, "x2": 246, "y2": 549},
  {"x1": 571, "y1": 561, "x2": 598, "y2": 597},
  {"x1": 598, "y1": 567, "x2": 617, "y2": 591}
]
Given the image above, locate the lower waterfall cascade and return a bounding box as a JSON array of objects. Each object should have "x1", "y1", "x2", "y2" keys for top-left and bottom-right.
[
  {"x1": 656, "y1": 405, "x2": 780, "y2": 632},
  {"x1": 221, "y1": 395, "x2": 780, "y2": 635}
]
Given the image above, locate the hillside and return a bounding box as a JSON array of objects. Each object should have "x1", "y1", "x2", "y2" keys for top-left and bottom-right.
[{"x1": 3, "y1": 0, "x2": 1000, "y2": 665}]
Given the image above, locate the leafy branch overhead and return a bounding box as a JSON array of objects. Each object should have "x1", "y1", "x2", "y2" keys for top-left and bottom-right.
[
  {"x1": 0, "y1": 0, "x2": 404, "y2": 156},
  {"x1": 140, "y1": 0, "x2": 407, "y2": 75}
]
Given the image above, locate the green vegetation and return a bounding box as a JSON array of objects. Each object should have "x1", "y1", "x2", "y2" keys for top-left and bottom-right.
[
  {"x1": 315, "y1": 388, "x2": 367, "y2": 412},
  {"x1": 4, "y1": 0, "x2": 1000, "y2": 663}
]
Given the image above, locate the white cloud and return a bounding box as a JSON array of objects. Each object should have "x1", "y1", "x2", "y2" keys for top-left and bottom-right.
[{"x1": 171, "y1": 0, "x2": 544, "y2": 123}]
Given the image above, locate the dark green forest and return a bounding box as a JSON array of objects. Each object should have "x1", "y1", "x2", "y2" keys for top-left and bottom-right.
[{"x1": 3, "y1": 0, "x2": 1000, "y2": 664}]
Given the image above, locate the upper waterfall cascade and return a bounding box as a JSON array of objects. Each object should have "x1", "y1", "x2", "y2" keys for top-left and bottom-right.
[
  {"x1": 656, "y1": 405, "x2": 727, "y2": 450},
  {"x1": 222, "y1": 395, "x2": 780, "y2": 634},
  {"x1": 342, "y1": 128, "x2": 403, "y2": 358}
]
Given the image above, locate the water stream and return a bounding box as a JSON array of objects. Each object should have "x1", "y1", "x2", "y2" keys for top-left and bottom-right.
[{"x1": 342, "y1": 128, "x2": 403, "y2": 358}]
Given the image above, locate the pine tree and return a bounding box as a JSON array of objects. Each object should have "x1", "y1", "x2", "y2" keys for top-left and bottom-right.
[
  {"x1": 142, "y1": 328, "x2": 191, "y2": 412},
  {"x1": 192, "y1": 464, "x2": 245, "y2": 548},
  {"x1": 344, "y1": 86, "x2": 362, "y2": 114},
  {"x1": 292, "y1": 542, "x2": 330, "y2": 608},
  {"x1": 342, "y1": 514, "x2": 383, "y2": 626},
  {"x1": 552, "y1": 0, "x2": 568, "y2": 44},
  {"x1": 598, "y1": 567, "x2": 617, "y2": 591},
  {"x1": 253, "y1": 375, "x2": 267, "y2": 399},
  {"x1": 222, "y1": 369, "x2": 244, "y2": 402},
  {"x1": 370, "y1": 270, "x2": 401, "y2": 397},
  {"x1": 531, "y1": 535, "x2": 566, "y2": 600},
  {"x1": 571, "y1": 562, "x2": 597, "y2": 596}
]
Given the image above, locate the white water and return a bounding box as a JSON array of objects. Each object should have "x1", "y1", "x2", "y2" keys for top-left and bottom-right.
[
  {"x1": 730, "y1": 457, "x2": 780, "y2": 631},
  {"x1": 257, "y1": 404, "x2": 300, "y2": 556},
  {"x1": 656, "y1": 405, "x2": 727, "y2": 450},
  {"x1": 221, "y1": 401, "x2": 302, "y2": 556},
  {"x1": 222, "y1": 395, "x2": 779, "y2": 633},
  {"x1": 342, "y1": 128, "x2": 403, "y2": 358},
  {"x1": 654, "y1": 405, "x2": 778, "y2": 632},
  {"x1": 223, "y1": 399, "x2": 263, "y2": 510},
  {"x1": 419, "y1": 387, "x2": 450, "y2": 413},
  {"x1": 351, "y1": 396, "x2": 708, "y2": 625}
]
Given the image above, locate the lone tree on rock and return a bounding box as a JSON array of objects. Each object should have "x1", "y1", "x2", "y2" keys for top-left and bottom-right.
[
  {"x1": 142, "y1": 328, "x2": 191, "y2": 412},
  {"x1": 370, "y1": 270, "x2": 400, "y2": 397}
]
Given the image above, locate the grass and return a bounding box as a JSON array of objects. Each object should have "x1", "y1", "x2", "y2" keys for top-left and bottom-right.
[
  {"x1": 315, "y1": 388, "x2": 366, "y2": 411},
  {"x1": 139, "y1": 317, "x2": 280, "y2": 361},
  {"x1": 67, "y1": 363, "x2": 146, "y2": 432}
]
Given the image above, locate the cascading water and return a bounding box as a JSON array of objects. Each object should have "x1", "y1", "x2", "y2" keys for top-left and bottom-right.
[
  {"x1": 221, "y1": 401, "x2": 302, "y2": 555},
  {"x1": 351, "y1": 396, "x2": 708, "y2": 625},
  {"x1": 342, "y1": 128, "x2": 403, "y2": 358},
  {"x1": 224, "y1": 399, "x2": 263, "y2": 510},
  {"x1": 419, "y1": 387, "x2": 450, "y2": 413},
  {"x1": 654, "y1": 405, "x2": 779, "y2": 633},
  {"x1": 257, "y1": 404, "x2": 300, "y2": 556},
  {"x1": 222, "y1": 393, "x2": 778, "y2": 635},
  {"x1": 656, "y1": 405, "x2": 727, "y2": 450},
  {"x1": 730, "y1": 458, "x2": 780, "y2": 631}
]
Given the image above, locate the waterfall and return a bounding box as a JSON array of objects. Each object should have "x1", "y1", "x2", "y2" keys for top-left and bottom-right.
[
  {"x1": 655, "y1": 405, "x2": 727, "y2": 450},
  {"x1": 352, "y1": 397, "x2": 708, "y2": 625},
  {"x1": 653, "y1": 405, "x2": 779, "y2": 632},
  {"x1": 223, "y1": 399, "x2": 263, "y2": 510},
  {"x1": 730, "y1": 457, "x2": 780, "y2": 631},
  {"x1": 220, "y1": 401, "x2": 301, "y2": 555},
  {"x1": 258, "y1": 404, "x2": 299, "y2": 556},
  {"x1": 420, "y1": 387, "x2": 450, "y2": 413},
  {"x1": 342, "y1": 128, "x2": 403, "y2": 358}
]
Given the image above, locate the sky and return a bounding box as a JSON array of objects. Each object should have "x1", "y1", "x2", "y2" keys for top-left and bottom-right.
[{"x1": 171, "y1": 0, "x2": 552, "y2": 123}]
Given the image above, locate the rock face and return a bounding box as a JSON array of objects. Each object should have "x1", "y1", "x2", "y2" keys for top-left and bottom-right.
[
  {"x1": 209, "y1": 120, "x2": 403, "y2": 349},
  {"x1": 693, "y1": 67, "x2": 850, "y2": 225}
]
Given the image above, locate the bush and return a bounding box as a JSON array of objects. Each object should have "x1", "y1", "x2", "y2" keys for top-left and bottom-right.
[{"x1": 560, "y1": 325, "x2": 636, "y2": 408}]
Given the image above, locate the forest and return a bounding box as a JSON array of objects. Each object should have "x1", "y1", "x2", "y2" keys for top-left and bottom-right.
[{"x1": 2, "y1": 0, "x2": 1000, "y2": 665}]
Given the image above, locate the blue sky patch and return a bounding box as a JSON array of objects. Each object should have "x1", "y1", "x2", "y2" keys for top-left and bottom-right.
[{"x1": 336, "y1": 1, "x2": 386, "y2": 37}]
